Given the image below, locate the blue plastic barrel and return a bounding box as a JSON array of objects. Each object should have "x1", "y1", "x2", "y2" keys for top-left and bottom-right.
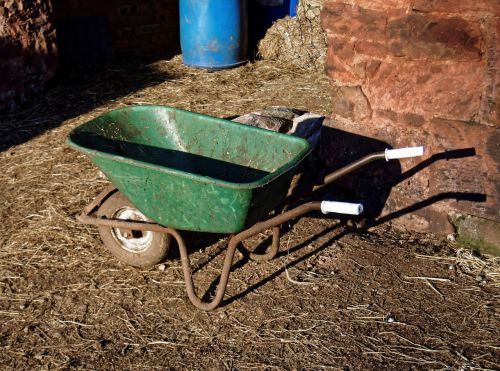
[
  {"x1": 180, "y1": 0, "x2": 248, "y2": 69},
  {"x1": 290, "y1": 0, "x2": 298, "y2": 16},
  {"x1": 268, "y1": 0, "x2": 298, "y2": 18},
  {"x1": 250, "y1": 0, "x2": 298, "y2": 45}
]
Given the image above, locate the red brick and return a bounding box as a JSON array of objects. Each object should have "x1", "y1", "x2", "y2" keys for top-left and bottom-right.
[
  {"x1": 128, "y1": 14, "x2": 155, "y2": 27},
  {"x1": 112, "y1": 0, "x2": 135, "y2": 6},
  {"x1": 108, "y1": 15, "x2": 133, "y2": 28},
  {"x1": 52, "y1": 0, "x2": 179, "y2": 58},
  {"x1": 325, "y1": 58, "x2": 365, "y2": 85},
  {"x1": 139, "y1": 23, "x2": 160, "y2": 35},
  {"x1": 113, "y1": 38, "x2": 130, "y2": 50},
  {"x1": 372, "y1": 109, "x2": 430, "y2": 131},
  {"x1": 137, "y1": 3, "x2": 152, "y2": 14}
]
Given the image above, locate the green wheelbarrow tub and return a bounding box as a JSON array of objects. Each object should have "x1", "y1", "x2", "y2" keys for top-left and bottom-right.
[{"x1": 68, "y1": 106, "x2": 311, "y2": 233}]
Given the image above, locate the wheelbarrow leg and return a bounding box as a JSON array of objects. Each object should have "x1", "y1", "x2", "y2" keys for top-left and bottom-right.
[
  {"x1": 171, "y1": 228, "x2": 239, "y2": 311},
  {"x1": 173, "y1": 202, "x2": 324, "y2": 310},
  {"x1": 249, "y1": 227, "x2": 280, "y2": 262}
]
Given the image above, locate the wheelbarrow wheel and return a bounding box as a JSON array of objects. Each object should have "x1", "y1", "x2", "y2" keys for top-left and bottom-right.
[{"x1": 96, "y1": 191, "x2": 171, "y2": 268}]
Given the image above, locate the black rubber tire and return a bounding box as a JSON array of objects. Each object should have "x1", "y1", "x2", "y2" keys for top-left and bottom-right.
[{"x1": 96, "y1": 191, "x2": 170, "y2": 268}]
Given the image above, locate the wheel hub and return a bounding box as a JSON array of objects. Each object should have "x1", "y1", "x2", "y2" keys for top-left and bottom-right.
[{"x1": 112, "y1": 207, "x2": 153, "y2": 253}]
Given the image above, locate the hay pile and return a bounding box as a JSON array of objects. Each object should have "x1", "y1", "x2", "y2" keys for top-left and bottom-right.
[{"x1": 258, "y1": 0, "x2": 327, "y2": 71}]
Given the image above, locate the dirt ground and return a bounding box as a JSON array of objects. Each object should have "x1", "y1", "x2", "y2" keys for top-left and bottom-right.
[{"x1": 0, "y1": 57, "x2": 499, "y2": 370}]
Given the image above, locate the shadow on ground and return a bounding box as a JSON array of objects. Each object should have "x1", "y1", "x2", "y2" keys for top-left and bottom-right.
[{"x1": 0, "y1": 56, "x2": 181, "y2": 152}]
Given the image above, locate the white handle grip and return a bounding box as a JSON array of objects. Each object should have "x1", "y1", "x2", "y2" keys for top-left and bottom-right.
[
  {"x1": 385, "y1": 146, "x2": 424, "y2": 161},
  {"x1": 321, "y1": 201, "x2": 363, "y2": 215}
]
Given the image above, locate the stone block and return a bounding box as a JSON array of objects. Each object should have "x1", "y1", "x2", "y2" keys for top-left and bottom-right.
[
  {"x1": 353, "y1": 40, "x2": 389, "y2": 60},
  {"x1": 364, "y1": 61, "x2": 484, "y2": 122},
  {"x1": 411, "y1": 0, "x2": 500, "y2": 16},
  {"x1": 386, "y1": 14, "x2": 483, "y2": 61},
  {"x1": 324, "y1": 116, "x2": 499, "y2": 232},
  {"x1": 324, "y1": 37, "x2": 364, "y2": 85},
  {"x1": 345, "y1": 0, "x2": 410, "y2": 10},
  {"x1": 331, "y1": 86, "x2": 372, "y2": 121},
  {"x1": 479, "y1": 17, "x2": 500, "y2": 127},
  {"x1": 450, "y1": 213, "x2": 500, "y2": 256},
  {"x1": 321, "y1": 2, "x2": 391, "y2": 41},
  {"x1": 324, "y1": 9, "x2": 484, "y2": 62},
  {"x1": 321, "y1": 0, "x2": 499, "y2": 236}
]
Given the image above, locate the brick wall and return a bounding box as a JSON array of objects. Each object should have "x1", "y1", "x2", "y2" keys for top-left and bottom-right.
[
  {"x1": 51, "y1": 0, "x2": 179, "y2": 62},
  {"x1": 0, "y1": 0, "x2": 57, "y2": 112},
  {"x1": 321, "y1": 0, "x2": 499, "y2": 233}
]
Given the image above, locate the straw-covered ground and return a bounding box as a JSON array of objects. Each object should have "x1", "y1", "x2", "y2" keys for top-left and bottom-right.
[{"x1": 0, "y1": 56, "x2": 499, "y2": 370}]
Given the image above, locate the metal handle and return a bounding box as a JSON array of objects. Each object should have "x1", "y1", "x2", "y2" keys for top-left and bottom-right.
[
  {"x1": 286, "y1": 145, "x2": 427, "y2": 205},
  {"x1": 321, "y1": 201, "x2": 363, "y2": 215},
  {"x1": 385, "y1": 146, "x2": 424, "y2": 161}
]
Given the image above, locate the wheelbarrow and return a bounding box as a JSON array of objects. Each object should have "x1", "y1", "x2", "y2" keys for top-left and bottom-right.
[{"x1": 68, "y1": 105, "x2": 424, "y2": 310}]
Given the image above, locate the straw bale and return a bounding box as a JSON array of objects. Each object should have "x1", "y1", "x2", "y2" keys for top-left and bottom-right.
[{"x1": 258, "y1": 0, "x2": 327, "y2": 71}]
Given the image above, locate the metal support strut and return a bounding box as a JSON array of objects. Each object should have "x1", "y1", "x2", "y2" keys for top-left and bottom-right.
[
  {"x1": 75, "y1": 152, "x2": 387, "y2": 311},
  {"x1": 78, "y1": 194, "x2": 321, "y2": 311},
  {"x1": 248, "y1": 227, "x2": 281, "y2": 262},
  {"x1": 177, "y1": 202, "x2": 321, "y2": 310}
]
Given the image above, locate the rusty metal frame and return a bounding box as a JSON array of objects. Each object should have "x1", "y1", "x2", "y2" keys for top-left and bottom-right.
[
  {"x1": 77, "y1": 187, "x2": 321, "y2": 311},
  {"x1": 77, "y1": 151, "x2": 387, "y2": 310}
]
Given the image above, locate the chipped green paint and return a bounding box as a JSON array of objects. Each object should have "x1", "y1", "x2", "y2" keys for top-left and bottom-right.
[{"x1": 67, "y1": 105, "x2": 311, "y2": 233}]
